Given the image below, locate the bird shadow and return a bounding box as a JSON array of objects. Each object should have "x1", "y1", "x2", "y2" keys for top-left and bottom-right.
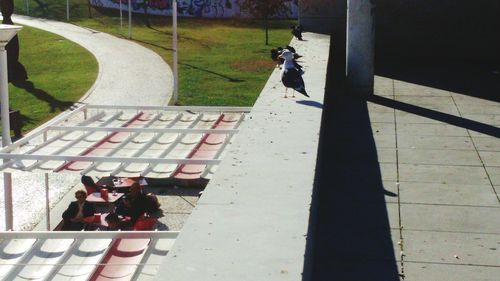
[
  {"x1": 11, "y1": 80, "x2": 75, "y2": 113},
  {"x1": 296, "y1": 100, "x2": 323, "y2": 108}
]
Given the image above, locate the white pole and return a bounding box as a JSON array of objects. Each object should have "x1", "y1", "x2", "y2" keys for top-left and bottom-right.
[
  {"x1": 45, "y1": 173, "x2": 50, "y2": 230},
  {"x1": 66, "y1": 0, "x2": 70, "y2": 21},
  {"x1": 0, "y1": 48, "x2": 10, "y2": 146},
  {"x1": 172, "y1": 0, "x2": 178, "y2": 104},
  {"x1": 3, "y1": 173, "x2": 12, "y2": 230},
  {"x1": 26, "y1": 0, "x2": 30, "y2": 15},
  {"x1": 0, "y1": 46, "x2": 13, "y2": 230},
  {"x1": 120, "y1": 0, "x2": 123, "y2": 31},
  {"x1": 128, "y1": 0, "x2": 132, "y2": 39}
]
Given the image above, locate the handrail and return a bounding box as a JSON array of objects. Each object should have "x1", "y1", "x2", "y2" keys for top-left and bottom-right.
[
  {"x1": 0, "y1": 154, "x2": 222, "y2": 165},
  {"x1": 47, "y1": 126, "x2": 239, "y2": 134},
  {"x1": 85, "y1": 104, "x2": 251, "y2": 112},
  {"x1": 0, "y1": 231, "x2": 179, "y2": 239}
]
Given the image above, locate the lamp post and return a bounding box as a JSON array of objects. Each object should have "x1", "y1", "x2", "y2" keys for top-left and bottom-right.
[
  {"x1": 172, "y1": 0, "x2": 178, "y2": 104},
  {"x1": 0, "y1": 24, "x2": 22, "y2": 230},
  {"x1": 128, "y1": 0, "x2": 132, "y2": 38},
  {"x1": 66, "y1": 0, "x2": 70, "y2": 21}
]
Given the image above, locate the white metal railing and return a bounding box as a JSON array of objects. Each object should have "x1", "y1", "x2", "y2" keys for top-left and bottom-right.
[
  {"x1": 139, "y1": 113, "x2": 206, "y2": 177},
  {"x1": 25, "y1": 111, "x2": 126, "y2": 172},
  {"x1": 85, "y1": 105, "x2": 251, "y2": 112},
  {"x1": 201, "y1": 113, "x2": 247, "y2": 178},
  {"x1": 0, "y1": 154, "x2": 222, "y2": 166},
  {"x1": 0, "y1": 104, "x2": 90, "y2": 154},
  {"x1": 0, "y1": 231, "x2": 179, "y2": 280},
  {"x1": 108, "y1": 113, "x2": 186, "y2": 176},
  {"x1": 79, "y1": 113, "x2": 164, "y2": 175},
  {"x1": 47, "y1": 126, "x2": 239, "y2": 134},
  {"x1": 0, "y1": 230, "x2": 179, "y2": 239}
]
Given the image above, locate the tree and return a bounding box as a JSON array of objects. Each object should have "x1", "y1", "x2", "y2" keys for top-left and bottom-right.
[
  {"x1": 237, "y1": 0, "x2": 290, "y2": 45},
  {"x1": 0, "y1": 0, "x2": 28, "y2": 82}
]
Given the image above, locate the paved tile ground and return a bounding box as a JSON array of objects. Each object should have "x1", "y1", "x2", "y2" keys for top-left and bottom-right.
[
  {"x1": 370, "y1": 75, "x2": 500, "y2": 280},
  {"x1": 144, "y1": 185, "x2": 202, "y2": 231}
]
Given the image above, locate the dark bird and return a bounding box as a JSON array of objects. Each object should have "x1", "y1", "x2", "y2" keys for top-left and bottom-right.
[
  {"x1": 271, "y1": 47, "x2": 284, "y2": 67},
  {"x1": 291, "y1": 25, "x2": 304, "y2": 41},
  {"x1": 271, "y1": 46, "x2": 303, "y2": 70},
  {"x1": 279, "y1": 49, "x2": 308, "y2": 98},
  {"x1": 285, "y1": 45, "x2": 296, "y2": 54}
]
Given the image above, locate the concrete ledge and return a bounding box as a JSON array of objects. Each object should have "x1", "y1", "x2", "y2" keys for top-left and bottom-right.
[{"x1": 155, "y1": 33, "x2": 330, "y2": 280}]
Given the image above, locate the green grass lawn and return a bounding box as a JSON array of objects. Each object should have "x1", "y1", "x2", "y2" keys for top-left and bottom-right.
[
  {"x1": 7, "y1": 25, "x2": 97, "y2": 133},
  {"x1": 14, "y1": 0, "x2": 296, "y2": 106},
  {"x1": 77, "y1": 17, "x2": 294, "y2": 106}
]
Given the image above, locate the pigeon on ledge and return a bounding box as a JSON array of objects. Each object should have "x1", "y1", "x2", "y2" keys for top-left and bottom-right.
[
  {"x1": 291, "y1": 25, "x2": 304, "y2": 40},
  {"x1": 271, "y1": 46, "x2": 303, "y2": 70},
  {"x1": 279, "y1": 49, "x2": 308, "y2": 98}
]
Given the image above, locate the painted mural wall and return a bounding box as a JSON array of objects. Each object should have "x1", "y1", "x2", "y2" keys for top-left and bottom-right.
[{"x1": 89, "y1": 0, "x2": 299, "y2": 18}]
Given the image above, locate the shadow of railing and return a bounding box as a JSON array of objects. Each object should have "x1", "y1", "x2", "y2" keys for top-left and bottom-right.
[
  {"x1": 303, "y1": 35, "x2": 400, "y2": 280},
  {"x1": 368, "y1": 95, "x2": 500, "y2": 138}
]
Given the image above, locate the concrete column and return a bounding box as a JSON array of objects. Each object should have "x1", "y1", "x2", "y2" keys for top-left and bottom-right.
[{"x1": 346, "y1": 0, "x2": 375, "y2": 96}]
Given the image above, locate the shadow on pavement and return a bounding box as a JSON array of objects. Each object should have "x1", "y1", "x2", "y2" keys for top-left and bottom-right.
[
  {"x1": 376, "y1": 60, "x2": 500, "y2": 103},
  {"x1": 368, "y1": 95, "x2": 500, "y2": 138},
  {"x1": 303, "y1": 35, "x2": 400, "y2": 280}
]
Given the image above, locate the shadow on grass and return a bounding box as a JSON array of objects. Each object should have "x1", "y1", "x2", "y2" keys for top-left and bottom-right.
[
  {"x1": 32, "y1": 0, "x2": 49, "y2": 16},
  {"x1": 303, "y1": 34, "x2": 400, "y2": 280},
  {"x1": 130, "y1": 38, "x2": 173, "y2": 52},
  {"x1": 12, "y1": 80, "x2": 75, "y2": 113},
  {"x1": 146, "y1": 25, "x2": 171, "y2": 35},
  {"x1": 180, "y1": 62, "x2": 245, "y2": 83}
]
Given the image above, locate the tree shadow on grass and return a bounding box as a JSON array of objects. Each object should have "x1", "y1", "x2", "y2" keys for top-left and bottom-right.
[
  {"x1": 180, "y1": 62, "x2": 245, "y2": 83},
  {"x1": 129, "y1": 38, "x2": 173, "y2": 52},
  {"x1": 12, "y1": 80, "x2": 75, "y2": 113},
  {"x1": 146, "y1": 25, "x2": 171, "y2": 36}
]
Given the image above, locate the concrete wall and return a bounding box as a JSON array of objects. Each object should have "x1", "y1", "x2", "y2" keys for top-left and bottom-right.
[
  {"x1": 376, "y1": 0, "x2": 500, "y2": 61},
  {"x1": 300, "y1": 0, "x2": 500, "y2": 61},
  {"x1": 299, "y1": 0, "x2": 345, "y2": 35}
]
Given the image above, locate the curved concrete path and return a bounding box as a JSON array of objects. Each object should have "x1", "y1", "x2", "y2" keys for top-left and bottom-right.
[{"x1": 12, "y1": 14, "x2": 173, "y2": 106}]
